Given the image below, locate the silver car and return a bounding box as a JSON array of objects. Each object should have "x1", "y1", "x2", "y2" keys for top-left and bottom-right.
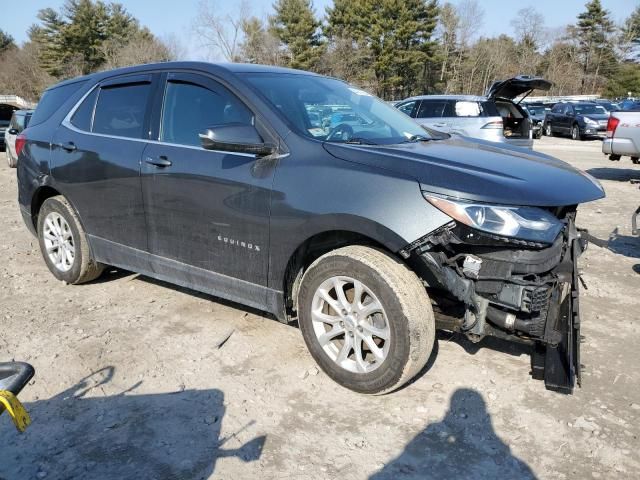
[
  {"x1": 5, "y1": 109, "x2": 33, "y2": 168},
  {"x1": 396, "y1": 76, "x2": 551, "y2": 149}
]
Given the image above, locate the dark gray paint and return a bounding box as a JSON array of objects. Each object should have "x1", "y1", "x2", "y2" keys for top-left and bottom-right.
[{"x1": 17, "y1": 61, "x2": 605, "y2": 320}]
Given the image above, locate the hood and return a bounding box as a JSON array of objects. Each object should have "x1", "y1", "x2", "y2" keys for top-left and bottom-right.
[
  {"x1": 487, "y1": 75, "x2": 552, "y2": 101},
  {"x1": 323, "y1": 137, "x2": 605, "y2": 207}
]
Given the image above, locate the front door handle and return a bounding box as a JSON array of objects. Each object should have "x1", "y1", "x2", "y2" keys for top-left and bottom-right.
[
  {"x1": 55, "y1": 141, "x2": 77, "y2": 152},
  {"x1": 145, "y1": 156, "x2": 172, "y2": 167}
]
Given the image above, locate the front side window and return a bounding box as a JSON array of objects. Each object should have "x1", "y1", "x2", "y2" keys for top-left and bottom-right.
[
  {"x1": 93, "y1": 82, "x2": 151, "y2": 139},
  {"x1": 160, "y1": 80, "x2": 253, "y2": 147},
  {"x1": 244, "y1": 73, "x2": 431, "y2": 145},
  {"x1": 397, "y1": 100, "x2": 417, "y2": 117}
]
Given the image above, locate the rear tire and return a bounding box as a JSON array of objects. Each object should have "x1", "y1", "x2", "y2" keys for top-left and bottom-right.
[
  {"x1": 297, "y1": 245, "x2": 435, "y2": 394},
  {"x1": 37, "y1": 196, "x2": 104, "y2": 284}
]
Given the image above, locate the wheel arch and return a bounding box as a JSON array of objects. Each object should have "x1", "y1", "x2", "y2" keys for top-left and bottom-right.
[
  {"x1": 30, "y1": 185, "x2": 63, "y2": 231},
  {"x1": 279, "y1": 223, "x2": 408, "y2": 320}
]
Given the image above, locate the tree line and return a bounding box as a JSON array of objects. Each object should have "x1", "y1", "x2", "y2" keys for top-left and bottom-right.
[{"x1": 1, "y1": 0, "x2": 639, "y2": 102}]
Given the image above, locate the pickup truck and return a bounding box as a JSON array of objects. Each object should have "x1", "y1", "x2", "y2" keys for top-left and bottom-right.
[
  {"x1": 603, "y1": 110, "x2": 640, "y2": 164},
  {"x1": 603, "y1": 111, "x2": 640, "y2": 234}
]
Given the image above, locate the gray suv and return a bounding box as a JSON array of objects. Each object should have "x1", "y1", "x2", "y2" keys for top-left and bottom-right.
[
  {"x1": 18, "y1": 63, "x2": 600, "y2": 394},
  {"x1": 396, "y1": 76, "x2": 551, "y2": 149}
]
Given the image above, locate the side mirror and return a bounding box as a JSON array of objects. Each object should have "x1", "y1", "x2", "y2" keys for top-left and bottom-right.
[
  {"x1": 8, "y1": 128, "x2": 19, "y2": 135},
  {"x1": 199, "y1": 123, "x2": 276, "y2": 157}
]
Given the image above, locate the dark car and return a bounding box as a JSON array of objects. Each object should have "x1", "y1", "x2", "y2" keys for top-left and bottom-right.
[
  {"x1": 17, "y1": 62, "x2": 604, "y2": 394},
  {"x1": 620, "y1": 99, "x2": 640, "y2": 111},
  {"x1": 543, "y1": 102, "x2": 609, "y2": 140}
]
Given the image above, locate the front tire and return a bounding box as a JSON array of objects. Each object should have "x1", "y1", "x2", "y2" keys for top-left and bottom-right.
[
  {"x1": 37, "y1": 196, "x2": 104, "y2": 284},
  {"x1": 297, "y1": 246, "x2": 435, "y2": 394},
  {"x1": 544, "y1": 123, "x2": 553, "y2": 137},
  {"x1": 572, "y1": 124, "x2": 583, "y2": 141}
]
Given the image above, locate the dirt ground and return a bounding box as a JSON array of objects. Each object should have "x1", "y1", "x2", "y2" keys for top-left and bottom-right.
[{"x1": 0, "y1": 136, "x2": 639, "y2": 480}]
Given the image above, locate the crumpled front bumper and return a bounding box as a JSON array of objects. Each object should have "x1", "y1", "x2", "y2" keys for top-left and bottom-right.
[{"x1": 407, "y1": 217, "x2": 587, "y2": 394}]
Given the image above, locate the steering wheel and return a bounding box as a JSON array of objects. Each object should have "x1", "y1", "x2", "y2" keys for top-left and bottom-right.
[{"x1": 326, "y1": 123, "x2": 354, "y2": 142}]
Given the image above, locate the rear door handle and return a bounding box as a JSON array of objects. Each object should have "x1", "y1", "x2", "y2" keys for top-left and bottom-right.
[
  {"x1": 145, "y1": 156, "x2": 172, "y2": 167},
  {"x1": 55, "y1": 142, "x2": 76, "y2": 152}
]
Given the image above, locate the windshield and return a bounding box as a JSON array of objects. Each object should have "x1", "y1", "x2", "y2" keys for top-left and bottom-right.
[
  {"x1": 243, "y1": 73, "x2": 431, "y2": 145},
  {"x1": 574, "y1": 104, "x2": 607, "y2": 115}
]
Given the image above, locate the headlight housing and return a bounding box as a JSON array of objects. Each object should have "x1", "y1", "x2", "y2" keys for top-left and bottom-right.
[
  {"x1": 584, "y1": 117, "x2": 598, "y2": 126},
  {"x1": 424, "y1": 194, "x2": 563, "y2": 244}
]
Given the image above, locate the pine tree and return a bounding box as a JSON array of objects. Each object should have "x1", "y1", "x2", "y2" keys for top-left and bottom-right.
[
  {"x1": 29, "y1": 0, "x2": 165, "y2": 78},
  {"x1": 569, "y1": 0, "x2": 616, "y2": 93},
  {"x1": 0, "y1": 29, "x2": 16, "y2": 54},
  {"x1": 270, "y1": 0, "x2": 325, "y2": 71},
  {"x1": 325, "y1": 0, "x2": 439, "y2": 98}
]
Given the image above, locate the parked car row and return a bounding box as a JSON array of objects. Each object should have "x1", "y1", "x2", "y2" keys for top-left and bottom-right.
[{"x1": 391, "y1": 79, "x2": 640, "y2": 146}]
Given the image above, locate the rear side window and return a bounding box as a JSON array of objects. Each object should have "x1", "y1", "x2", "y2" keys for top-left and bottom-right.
[
  {"x1": 454, "y1": 101, "x2": 482, "y2": 117},
  {"x1": 70, "y1": 88, "x2": 99, "y2": 131},
  {"x1": 30, "y1": 81, "x2": 86, "y2": 127},
  {"x1": 160, "y1": 80, "x2": 253, "y2": 147},
  {"x1": 93, "y1": 83, "x2": 151, "y2": 139},
  {"x1": 416, "y1": 100, "x2": 450, "y2": 118}
]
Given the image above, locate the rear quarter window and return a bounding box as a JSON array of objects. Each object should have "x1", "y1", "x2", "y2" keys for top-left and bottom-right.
[
  {"x1": 454, "y1": 101, "x2": 482, "y2": 117},
  {"x1": 29, "y1": 81, "x2": 87, "y2": 127}
]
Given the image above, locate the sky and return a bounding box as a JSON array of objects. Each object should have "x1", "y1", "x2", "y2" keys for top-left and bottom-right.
[{"x1": 2, "y1": 0, "x2": 636, "y2": 60}]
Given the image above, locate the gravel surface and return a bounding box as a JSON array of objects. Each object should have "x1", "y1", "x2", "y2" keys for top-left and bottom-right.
[{"x1": 0, "y1": 137, "x2": 638, "y2": 479}]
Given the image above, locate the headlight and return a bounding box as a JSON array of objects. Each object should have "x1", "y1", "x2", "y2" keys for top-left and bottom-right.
[
  {"x1": 424, "y1": 194, "x2": 563, "y2": 243},
  {"x1": 584, "y1": 117, "x2": 598, "y2": 125}
]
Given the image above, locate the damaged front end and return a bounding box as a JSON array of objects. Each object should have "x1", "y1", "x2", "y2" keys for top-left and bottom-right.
[{"x1": 401, "y1": 208, "x2": 587, "y2": 394}]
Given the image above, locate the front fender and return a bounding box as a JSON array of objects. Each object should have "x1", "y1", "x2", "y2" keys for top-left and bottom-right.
[{"x1": 267, "y1": 145, "x2": 452, "y2": 289}]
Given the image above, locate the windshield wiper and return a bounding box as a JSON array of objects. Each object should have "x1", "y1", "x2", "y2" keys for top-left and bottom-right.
[{"x1": 331, "y1": 137, "x2": 378, "y2": 145}]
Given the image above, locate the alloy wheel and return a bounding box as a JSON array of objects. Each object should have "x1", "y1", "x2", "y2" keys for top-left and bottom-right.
[
  {"x1": 310, "y1": 276, "x2": 390, "y2": 374},
  {"x1": 42, "y1": 212, "x2": 75, "y2": 272}
]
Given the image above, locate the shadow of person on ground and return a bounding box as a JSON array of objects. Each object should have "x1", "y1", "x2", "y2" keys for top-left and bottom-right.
[
  {"x1": 369, "y1": 388, "x2": 536, "y2": 480},
  {"x1": 0, "y1": 367, "x2": 265, "y2": 479}
]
